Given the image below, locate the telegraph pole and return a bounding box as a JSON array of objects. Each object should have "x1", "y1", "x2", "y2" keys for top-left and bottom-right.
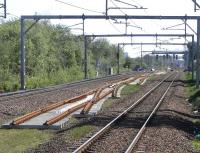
[
  {"x1": 117, "y1": 44, "x2": 120, "y2": 74},
  {"x1": 82, "y1": 15, "x2": 88, "y2": 79},
  {"x1": 20, "y1": 18, "x2": 25, "y2": 90},
  {"x1": 105, "y1": 0, "x2": 108, "y2": 17},
  {"x1": 196, "y1": 19, "x2": 200, "y2": 88},
  {"x1": 141, "y1": 43, "x2": 143, "y2": 68},
  {"x1": 0, "y1": 0, "x2": 6, "y2": 18},
  {"x1": 192, "y1": 36, "x2": 194, "y2": 80}
]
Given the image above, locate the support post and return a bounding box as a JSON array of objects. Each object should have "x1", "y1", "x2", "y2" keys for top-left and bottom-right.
[
  {"x1": 82, "y1": 17, "x2": 85, "y2": 36},
  {"x1": 196, "y1": 19, "x2": 200, "y2": 88},
  {"x1": 195, "y1": 0, "x2": 197, "y2": 12},
  {"x1": 105, "y1": 0, "x2": 108, "y2": 17},
  {"x1": 141, "y1": 43, "x2": 143, "y2": 68},
  {"x1": 185, "y1": 18, "x2": 187, "y2": 38},
  {"x1": 125, "y1": 19, "x2": 128, "y2": 34},
  {"x1": 20, "y1": 18, "x2": 25, "y2": 90},
  {"x1": 84, "y1": 35, "x2": 88, "y2": 79},
  {"x1": 4, "y1": 0, "x2": 6, "y2": 18},
  {"x1": 82, "y1": 15, "x2": 88, "y2": 79},
  {"x1": 117, "y1": 44, "x2": 120, "y2": 74},
  {"x1": 192, "y1": 36, "x2": 194, "y2": 80},
  {"x1": 185, "y1": 17, "x2": 189, "y2": 70},
  {"x1": 156, "y1": 34, "x2": 157, "y2": 47}
]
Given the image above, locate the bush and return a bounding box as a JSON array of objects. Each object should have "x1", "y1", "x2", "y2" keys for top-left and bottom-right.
[{"x1": 26, "y1": 66, "x2": 84, "y2": 89}]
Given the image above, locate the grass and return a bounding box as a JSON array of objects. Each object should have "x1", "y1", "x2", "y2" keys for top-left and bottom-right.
[
  {"x1": 121, "y1": 84, "x2": 140, "y2": 96},
  {"x1": 66, "y1": 125, "x2": 94, "y2": 140},
  {"x1": 192, "y1": 118, "x2": 200, "y2": 152},
  {"x1": 148, "y1": 74, "x2": 156, "y2": 81},
  {"x1": 184, "y1": 72, "x2": 200, "y2": 151},
  {"x1": 192, "y1": 140, "x2": 200, "y2": 152},
  {"x1": 102, "y1": 97, "x2": 117, "y2": 109},
  {"x1": 193, "y1": 119, "x2": 200, "y2": 125},
  {"x1": 102, "y1": 84, "x2": 140, "y2": 110},
  {"x1": 0, "y1": 129, "x2": 53, "y2": 153},
  {"x1": 185, "y1": 72, "x2": 200, "y2": 110}
]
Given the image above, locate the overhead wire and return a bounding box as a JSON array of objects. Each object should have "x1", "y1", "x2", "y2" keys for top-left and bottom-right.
[
  {"x1": 130, "y1": 0, "x2": 186, "y2": 53},
  {"x1": 108, "y1": 19, "x2": 122, "y2": 33},
  {"x1": 130, "y1": 0, "x2": 164, "y2": 34},
  {"x1": 113, "y1": 0, "x2": 138, "y2": 8},
  {"x1": 6, "y1": 12, "x2": 19, "y2": 18},
  {"x1": 55, "y1": 0, "x2": 122, "y2": 36},
  {"x1": 55, "y1": 0, "x2": 104, "y2": 14},
  {"x1": 130, "y1": 0, "x2": 143, "y2": 7},
  {"x1": 110, "y1": 0, "x2": 143, "y2": 32}
]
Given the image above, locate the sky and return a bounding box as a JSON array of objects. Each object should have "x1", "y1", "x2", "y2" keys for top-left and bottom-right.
[{"x1": 1, "y1": 0, "x2": 200, "y2": 57}]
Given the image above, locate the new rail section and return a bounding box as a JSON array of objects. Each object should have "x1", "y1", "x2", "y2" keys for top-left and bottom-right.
[
  {"x1": 73, "y1": 72, "x2": 177, "y2": 153},
  {"x1": 9, "y1": 73, "x2": 146, "y2": 127}
]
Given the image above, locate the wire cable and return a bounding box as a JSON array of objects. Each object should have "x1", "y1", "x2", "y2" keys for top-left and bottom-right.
[
  {"x1": 108, "y1": 19, "x2": 122, "y2": 33},
  {"x1": 110, "y1": 0, "x2": 143, "y2": 32},
  {"x1": 55, "y1": 0, "x2": 104, "y2": 14},
  {"x1": 114, "y1": 0, "x2": 138, "y2": 8},
  {"x1": 130, "y1": 0, "x2": 163, "y2": 34},
  {"x1": 130, "y1": 0, "x2": 143, "y2": 7}
]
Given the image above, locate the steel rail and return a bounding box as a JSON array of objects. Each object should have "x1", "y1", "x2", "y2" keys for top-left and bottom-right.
[
  {"x1": 0, "y1": 72, "x2": 137, "y2": 98},
  {"x1": 72, "y1": 73, "x2": 173, "y2": 153},
  {"x1": 43, "y1": 74, "x2": 145, "y2": 125},
  {"x1": 44, "y1": 88, "x2": 114, "y2": 125},
  {"x1": 11, "y1": 74, "x2": 143, "y2": 126},
  {"x1": 125, "y1": 73, "x2": 178, "y2": 153},
  {"x1": 81, "y1": 86, "x2": 108, "y2": 114},
  {"x1": 81, "y1": 75, "x2": 144, "y2": 114},
  {"x1": 112, "y1": 76, "x2": 138, "y2": 97},
  {"x1": 43, "y1": 102, "x2": 89, "y2": 125},
  {"x1": 11, "y1": 90, "x2": 96, "y2": 125}
]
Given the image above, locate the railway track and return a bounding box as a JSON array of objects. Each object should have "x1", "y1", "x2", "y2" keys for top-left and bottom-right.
[
  {"x1": 0, "y1": 72, "x2": 147, "y2": 123},
  {"x1": 0, "y1": 72, "x2": 140, "y2": 101},
  {"x1": 72, "y1": 72, "x2": 177, "y2": 153},
  {"x1": 4, "y1": 73, "x2": 146, "y2": 128}
]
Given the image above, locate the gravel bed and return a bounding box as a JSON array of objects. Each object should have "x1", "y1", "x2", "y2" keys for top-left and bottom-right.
[
  {"x1": 133, "y1": 72, "x2": 198, "y2": 153},
  {"x1": 24, "y1": 73, "x2": 166, "y2": 153},
  {"x1": 0, "y1": 73, "x2": 137, "y2": 124},
  {"x1": 81, "y1": 74, "x2": 175, "y2": 153}
]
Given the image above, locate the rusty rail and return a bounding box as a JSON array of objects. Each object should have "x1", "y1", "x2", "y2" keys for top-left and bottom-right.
[
  {"x1": 43, "y1": 102, "x2": 89, "y2": 125},
  {"x1": 11, "y1": 73, "x2": 145, "y2": 126},
  {"x1": 81, "y1": 85, "x2": 111, "y2": 114},
  {"x1": 112, "y1": 75, "x2": 145, "y2": 97},
  {"x1": 82, "y1": 74, "x2": 146, "y2": 114},
  {"x1": 11, "y1": 90, "x2": 96, "y2": 125},
  {"x1": 72, "y1": 73, "x2": 174, "y2": 153},
  {"x1": 44, "y1": 88, "x2": 115, "y2": 125},
  {"x1": 43, "y1": 77, "x2": 136, "y2": 125}
]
